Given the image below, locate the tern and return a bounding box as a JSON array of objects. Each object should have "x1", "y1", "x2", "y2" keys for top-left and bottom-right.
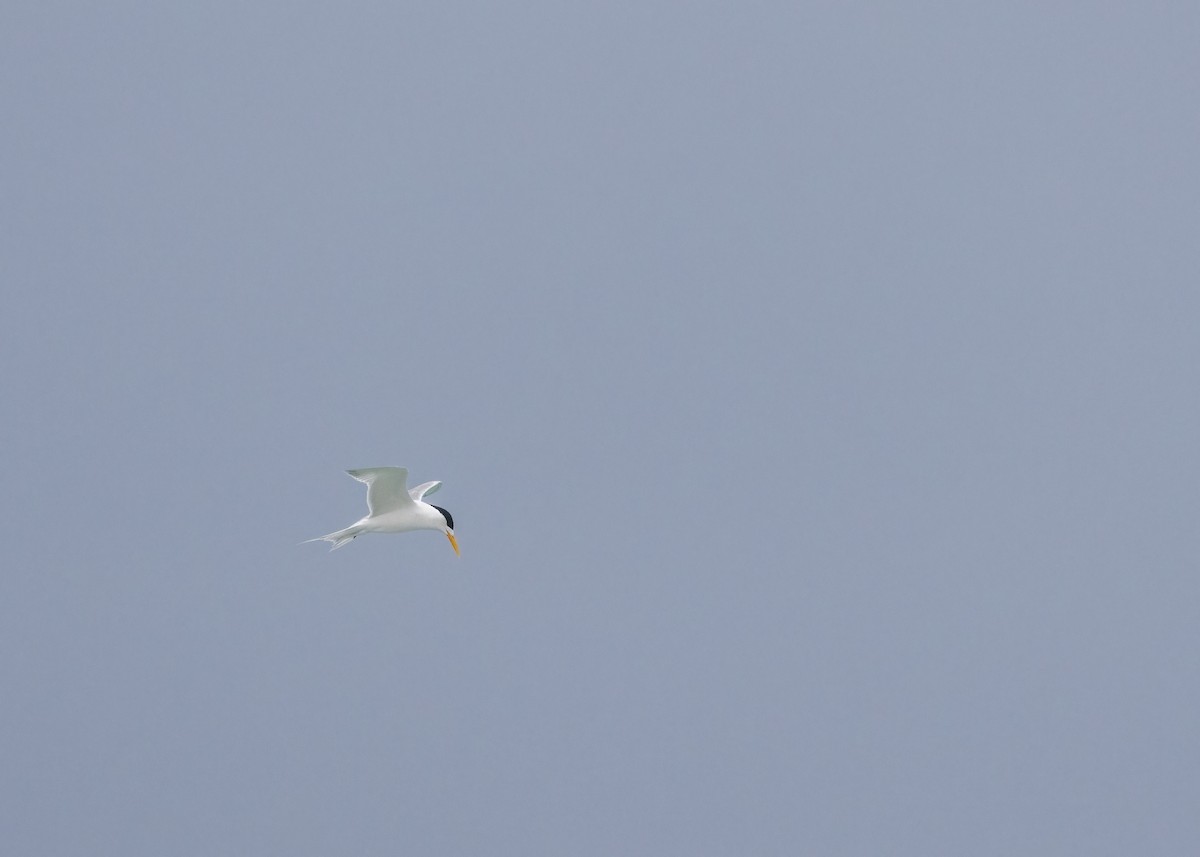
[{"x1": 306, "y1": 467, "x2": 459, "y2": 555}]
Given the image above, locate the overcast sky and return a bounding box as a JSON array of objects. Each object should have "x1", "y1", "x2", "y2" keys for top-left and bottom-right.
[{"x1": 3, "y1": 2, "x2": 1199, "y2": 854}]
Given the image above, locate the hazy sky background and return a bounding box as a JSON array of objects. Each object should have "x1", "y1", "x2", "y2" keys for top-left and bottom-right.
[{"x1": 4, "y1": 2, "x2": 1199, "y2": 854}]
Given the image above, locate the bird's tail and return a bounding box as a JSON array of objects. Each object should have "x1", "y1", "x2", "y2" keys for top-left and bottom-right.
[{"x1": 302, "y1": 524, "x2": 364, "y2": 551}]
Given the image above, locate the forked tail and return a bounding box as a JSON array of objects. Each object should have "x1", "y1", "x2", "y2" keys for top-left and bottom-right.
[{"x1": 302, "y1": 524, "x2": 365, "y2": 551}]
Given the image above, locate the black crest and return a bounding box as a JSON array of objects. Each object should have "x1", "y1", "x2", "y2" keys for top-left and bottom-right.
[{"x1": 431, "y1": 505, "x2": 454, "y2": 530}]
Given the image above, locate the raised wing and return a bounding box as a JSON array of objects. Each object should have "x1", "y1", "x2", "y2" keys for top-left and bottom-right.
[
  {"x1": 408, "y1": 480, "x2": 442, "y2": 502},
  {"x1": 346, "y1": 467, "x2": 413, "y2": 517}
]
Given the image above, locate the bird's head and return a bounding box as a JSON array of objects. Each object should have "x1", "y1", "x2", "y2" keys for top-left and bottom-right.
[{"x1": 431, "y1": 505, "x2": 459, "y2": 556}]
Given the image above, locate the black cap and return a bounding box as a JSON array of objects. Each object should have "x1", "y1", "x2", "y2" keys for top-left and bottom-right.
[{"x1": 431, "y1": 505, "x2": 454, "y2": 530}]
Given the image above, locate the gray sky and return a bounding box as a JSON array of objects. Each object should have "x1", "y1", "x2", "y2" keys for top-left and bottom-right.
[{"x1": 4, "y1": 2, "x2": 1199, "y2": 854}]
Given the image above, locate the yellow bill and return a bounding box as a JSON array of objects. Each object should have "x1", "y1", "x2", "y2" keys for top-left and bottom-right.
[{"x1": 446, "y1": 531, "x2": 460, "y2": 556}]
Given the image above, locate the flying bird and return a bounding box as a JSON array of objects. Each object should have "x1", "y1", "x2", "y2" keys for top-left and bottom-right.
[{"x1": 305, "y1": 466, "x2": 459, "y2": 555}]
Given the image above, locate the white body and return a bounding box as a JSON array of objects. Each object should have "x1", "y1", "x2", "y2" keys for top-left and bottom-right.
[{"x1": 306, "y1": 467, "x2": 457, "y2": 553}]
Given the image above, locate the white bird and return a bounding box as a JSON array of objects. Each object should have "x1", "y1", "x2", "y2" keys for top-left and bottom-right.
[{"x1": 305, "y1": 467, "x2": 459, "y2": 555}]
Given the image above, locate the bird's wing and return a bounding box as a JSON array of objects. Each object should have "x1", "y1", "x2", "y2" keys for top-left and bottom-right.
[
  {"x1": 408, "y1": 480, "x2": 442, "y2": 502},
  {"x1": 347, "y1": 467, "x2": 413, "y2": 516}
]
